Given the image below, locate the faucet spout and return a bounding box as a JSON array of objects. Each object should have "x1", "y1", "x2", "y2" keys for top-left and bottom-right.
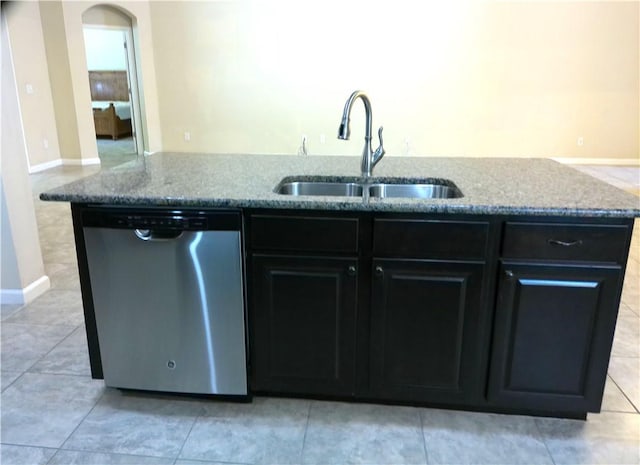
[{"x1": 337, "y1": 90, "x2": 384, "y2": 178}]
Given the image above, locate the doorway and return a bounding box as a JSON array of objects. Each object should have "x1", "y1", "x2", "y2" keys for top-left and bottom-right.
[{"x1": 82, "y1": 6, "x2": 144, "y2": 168}]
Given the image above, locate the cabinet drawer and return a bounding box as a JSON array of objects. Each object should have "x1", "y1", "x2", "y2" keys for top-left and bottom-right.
[
  {"x1": 373, "y1": 219, "x2": 489, "y2": 259},
  {"x1": 250, "y1": 214, "x2": 359, "y2": 253},
  {"x1": 501, "y1": 222, "x2": 630, "y2": 263}
]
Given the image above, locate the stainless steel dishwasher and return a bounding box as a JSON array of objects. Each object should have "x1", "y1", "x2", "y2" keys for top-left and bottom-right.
[{"x1": 82, "y1": 208, "x2": 247, "y2": 396}]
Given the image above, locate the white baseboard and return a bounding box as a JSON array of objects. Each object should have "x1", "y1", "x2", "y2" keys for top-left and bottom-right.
[
  {"x1": 552, "y1": 157, "x2": 640, "y2": 166},
  {"x1": 28, "y1": 157, "x2": 102, "y2": 173},
  {"x1": 0, "y1": 275, "x2": 50, "y2": 305},
  {"x1": 62, "y1": 157, "x2": 101, "y2": 166},
  {"x1": 29, "y1": 159, "x2": 63, "y2": 174}
]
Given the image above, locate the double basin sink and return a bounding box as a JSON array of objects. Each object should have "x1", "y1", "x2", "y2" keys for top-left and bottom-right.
[{"x1": 275, "y1": 176, "x2": 463, "y2": 199}]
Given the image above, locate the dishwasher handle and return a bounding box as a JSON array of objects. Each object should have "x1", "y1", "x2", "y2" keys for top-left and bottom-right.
[{"x1": 134, "y1": 229, "x2": 184, "y2": 241}]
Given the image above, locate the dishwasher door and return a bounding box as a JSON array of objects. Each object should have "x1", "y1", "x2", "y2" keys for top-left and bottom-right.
[{"x1": 83, "y1": 216, "x2": 247, "y2": 396}]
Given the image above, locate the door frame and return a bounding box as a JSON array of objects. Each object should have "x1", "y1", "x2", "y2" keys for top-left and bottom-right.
[{"x1": 82, "y1": 24, "x2": 144, "y2": 156}]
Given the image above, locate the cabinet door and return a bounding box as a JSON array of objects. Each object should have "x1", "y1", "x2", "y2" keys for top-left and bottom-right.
[
  {"x1": 370, "y1": 259, "x2": 486, "y2": 404},
  {"x1": 250, "y1": 255, "x2": 358, "y2": 396},
  {"x1": 488, "y1": 263, "x2": 622, "y2": 412}
]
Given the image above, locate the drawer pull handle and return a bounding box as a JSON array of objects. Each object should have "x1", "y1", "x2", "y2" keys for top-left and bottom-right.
[
  {"x1": 375, "y1": 266, "x2": 384, "y2": 277},
  {"x1": 548, "y1": 239, "x2": 583, "y2": 247},
  {"x1": 347, "y1": 265, "x2": 357, "y2": 276},
  {"x1": 505, "y1": 270, "x2": 514, "y2": 278}
]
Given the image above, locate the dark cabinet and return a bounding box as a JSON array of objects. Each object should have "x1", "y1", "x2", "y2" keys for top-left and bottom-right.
[
  {"x1": 487, "y1": 219, "x2": 631, "y2": 414},
  {"x1": 248, "y1": 214, "x2": 494, "y2": 404},
  {"x1": 247, "y1": 212, "x2": 362, "y2": 397},
  {"x1": 369, "y1": 259, "x2": 486, "y2": 404},
  {"x1": 488, "y1": 263, "x2": 622, "y2": 412},
  {"x1": 247, "y1": 212, "x2": 633, "y2": 417},
  {"x1": 249, "y1": 255, "x2": 359, "y2": 396},
  {"x1": 368, "y1": 218, "x2": 493, "y2": 405}
]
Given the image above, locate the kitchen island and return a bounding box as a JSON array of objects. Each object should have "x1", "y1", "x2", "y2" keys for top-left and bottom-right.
[{"x1": 41, "y1": 152, "x2": 640, "y2": 419}]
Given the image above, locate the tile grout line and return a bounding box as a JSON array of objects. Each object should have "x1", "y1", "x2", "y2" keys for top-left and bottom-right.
[
  {"x1": 11, "y1": 371, "x2": 92, "y2": 380},
  {"x1": 419, "y1": 409, "x2": 429, "y2": 465},
  {"x1": 532, "y1": 417, "x2": 558, "y2": 465},
  {"x1": 56, "y1": 386, "x2": 108, "y2": 455},
  {"x1": 622, "y1": 302, "x2": 640, "y2": 317},
  {"x1": 299, "y1": 399, "x2": 313, "y2": 464},
  {"x1": 3, "y1": 323, "x2": 83, "y2": 376},
  {"x1": 608, "y1": 372, "x2": 640, "y2": 414},
  {"x1": 0, "y1": 371, "x2": 26, "y2": 395},
  {"x1": 1, "y1": 321, "x2": 79, "y2": 330},
  {"x1": 0, "y1": 443, "x2": 58, "y2": 465},
  {"x1": 25, "y1": 325, "x2": 82, "y2": 375},
  {"x1": 0, "y1": 304, "x2": 25, "y2": 321},
  {"x1": 0, "y1": 321, "x2": 80, "y2": 377},
  {"x1": 43, "y1": 444, "x2": 180, "y2": 465},
  {"x1": 0, "y1": 443, "x2": 58, "y2": 451},
  {"x1": 173, "y1": 403, "x2": 205, "y2": 463}
]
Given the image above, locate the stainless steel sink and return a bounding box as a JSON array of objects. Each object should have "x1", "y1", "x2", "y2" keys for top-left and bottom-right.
[
  {"x1": 274, "y1": 177, "x2": 463, "y2": 199},
  {"x1": 276, "y1": 180, "x2": 363, "y2": 197},
  {"x1": 368, "y1": 183, "x2": 462, "y2": 199}
]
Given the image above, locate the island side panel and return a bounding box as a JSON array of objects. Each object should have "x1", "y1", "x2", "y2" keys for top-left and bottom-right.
[{"x1": 71, "y1": 203, "x2": 103, "y2": 379}]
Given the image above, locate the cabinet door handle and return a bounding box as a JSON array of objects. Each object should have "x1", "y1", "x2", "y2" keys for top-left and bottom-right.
[
  {"x1": 548, "y1": 239, "x2": 583, "y2": 247},
  {"x1": 505, "y1": 270, "x2": 514, "y2": 278},
  {"x1": 347, "y1": 265, "x2": 357, "y2": 276},
  {"x1": 375, "y1": 266, "x2": 384, "y2": 277}
]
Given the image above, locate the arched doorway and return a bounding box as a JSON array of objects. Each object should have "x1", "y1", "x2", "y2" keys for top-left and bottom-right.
[{"x1": 82, "y1": 5, "x2": 144, "y2": 167}]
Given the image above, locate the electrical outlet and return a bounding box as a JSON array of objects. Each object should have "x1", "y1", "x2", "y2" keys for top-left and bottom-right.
[
  {"x1": 184, "y1": 132, "x2": 191, "y2": 142},
  {"x1": 319, "y1": 134, "x2": 326, "y2": 144},
  {"x1": 43, "y1": 138, "x2": 49, "y2": 149},
  {"x1": 26, "y1": 84, "x2": 34, "y2": 94},
  {"x1": 577, "y1": 137, "x2": 584, "y2": 147}
]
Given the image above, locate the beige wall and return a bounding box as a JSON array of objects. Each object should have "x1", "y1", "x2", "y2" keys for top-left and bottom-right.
[
  {"x1": 6, "y1": 1, "x2": 638, "y2": 168},
  {"x1": 82, "y1": 4, "x2": 131, "y2": 27},
  {"x1": 57, "y1": 1, "x2": 162, "y2": 155},
  {"x1": 40, "y1": 0, "x2": 82, "y2": 161},
  {"x1": 150, "y1": 1, "x2": 639, "y2": 161},
  {"x1": 37, "y1": 1, "x2": 162, "y2": 160},
  {"x1": 1, "y1": 12, "x2": 49, "y2": 303},
  {"x1": 61, "y1": 2, "x2": 105, "y2": 161},
  {"x1": 4, "y1": 1, "x2": 62, "y2": 169}
]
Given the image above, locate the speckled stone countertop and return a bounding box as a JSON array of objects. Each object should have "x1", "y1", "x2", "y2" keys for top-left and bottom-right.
[{"x1": 40, "y1": 152, "x2": 640, "y2": 217}]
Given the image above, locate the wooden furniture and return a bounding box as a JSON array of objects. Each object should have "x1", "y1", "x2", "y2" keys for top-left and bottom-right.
[
  {"x1": 89, "y1": 70, "x2": 132, "y2": 140},
  {"x1": 92, "y1": 103, "x2": 131, "y2": 141}
]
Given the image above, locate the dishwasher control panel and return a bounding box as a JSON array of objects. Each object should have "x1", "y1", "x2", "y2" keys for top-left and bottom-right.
[
  {"x1": 110, "y1": 215, "x2": 206, "y2": 230},
  {"x1": 81, "y1": 208, "x2": 241, "y2": 231}
]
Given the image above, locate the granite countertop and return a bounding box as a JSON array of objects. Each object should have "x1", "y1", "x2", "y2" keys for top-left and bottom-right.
[{"x1": 40, "y1": 152, "x2": 640, "y2": 217}]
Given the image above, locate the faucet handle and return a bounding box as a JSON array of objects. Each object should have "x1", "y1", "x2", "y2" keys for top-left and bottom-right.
[{"x1": 373, "y1": 126, "x2": 385, "y2": 163}]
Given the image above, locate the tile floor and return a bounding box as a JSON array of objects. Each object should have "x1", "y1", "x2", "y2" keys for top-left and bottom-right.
[
  {"x1": 96, "y1": 136, "x2": 137, "y2": 170},
  {"x1": 1, "y1": 163, "x2": 639, "y2": 465}
]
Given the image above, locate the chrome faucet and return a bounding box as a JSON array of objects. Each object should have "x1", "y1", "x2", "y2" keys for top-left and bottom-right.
[{"x1": 337, "y1": 90, "x2": 385, "y2": 178}]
